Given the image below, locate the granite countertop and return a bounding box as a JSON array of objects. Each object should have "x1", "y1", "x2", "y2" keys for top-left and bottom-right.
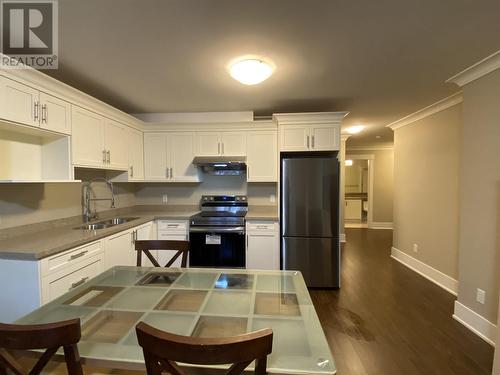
[{"x1": 0, "y1": 205, "x2": 279, "y2": 261}]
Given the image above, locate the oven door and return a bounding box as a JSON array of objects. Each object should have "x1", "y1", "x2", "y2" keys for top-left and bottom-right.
[{"x1": 189, "y1": 226, "x2": 246, "y2": 268}]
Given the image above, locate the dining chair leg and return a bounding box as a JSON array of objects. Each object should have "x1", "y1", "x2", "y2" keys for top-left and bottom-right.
[
  {"x1": 63, "y1": 345, "x2": 83, "y2": 375},
  {"x1": 136, "y1": 249, "x2": 142, "y2": 267},
  {"x1": 255, "y1": 356, "x2": 267, "y2": 375}
]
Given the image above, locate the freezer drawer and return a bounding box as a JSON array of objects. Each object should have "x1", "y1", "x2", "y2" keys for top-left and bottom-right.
[{"x1": 281, "y1": 237, "x2": 340, "y2": 288}]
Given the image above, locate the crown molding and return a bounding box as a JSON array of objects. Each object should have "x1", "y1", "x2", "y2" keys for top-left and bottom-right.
[
  {"x1": 386, "y1": 92, "x2": 463, "y2": 131},
  {"x1": 273, "y1": 111, "x2": 349, "y2": 125},
  {"x1": 340, "y1": 134, "x2": 351, "y2": 141},
  {"x1": 143, "y1": 120, "x2": 276, "y2": 132},
  {"x1": 134, "y1": 111, "x2": 253, "y2": 124},
  {"x1": 347, "y1": 145, "x2": 393, "y2": 151},
  {"x1": 447, "y1": 50, "x2": 500, "y2": 87}
]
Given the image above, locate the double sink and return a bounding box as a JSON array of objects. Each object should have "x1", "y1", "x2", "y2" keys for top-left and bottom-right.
[{"x1": 74, "y1": 217, "x2": 140, "y2": 231}]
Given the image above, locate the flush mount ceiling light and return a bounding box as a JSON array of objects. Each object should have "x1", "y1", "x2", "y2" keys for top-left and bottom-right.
[
  {"x1": 229, "y1": 57, "x2": 274, "y2": 85},
  {"x1": 346, "y1": 125, "x2": 365, "y2": 134}
]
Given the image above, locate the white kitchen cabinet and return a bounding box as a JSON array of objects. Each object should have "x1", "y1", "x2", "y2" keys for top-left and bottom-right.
[
  {"x1": 168, "y1": 132, "x2": 201, "y2": 182},
  {"x1": 196, "y1": 131, "x2": 246, "y2": 156},
  {"x1": 0, "y1": 76, "x2": 40, "y2": 127},
  {"x1": 246, "y1": 130, "x2": 278, "y2": 182},
  {"x1": 134, "y1": 221, "x2": 157, "y2": 267},
  {"x1": 246, "y1": 221, "x2": 280, "y2": 270},
  {"x1": 39, "y1": 92, "x2": 71, "y2": 135},
  {"x1": 144, "y1": 133, "x2": 168, "y2": 180},
  {"x1": 105, "y1": 120, "x2": 129, "y2": 170},
  {"x1": 71, "y1": 106, "x2": 106, "y2": 167},
  {"x1": 144, "y1": 132, "x2": 201, "y2": 182},
  {"x1": 128, "y1": 127, "x2": 144, "y2": 181},
  {"x1": 105, "y1": 229, "x2": 136, "y2": 269},
  {"x1": 157, "y1": 220, "x2": 189, "y2": 268},
  {"x1": 279, "y1": 124, "x2": 340, "y2": 152}
]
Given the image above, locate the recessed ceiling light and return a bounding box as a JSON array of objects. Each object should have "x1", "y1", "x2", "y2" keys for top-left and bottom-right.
[
  {"x1": 375, "y1": 135, "x2": 382, "y2": 139},
  {"x1": 346, "y1": 125, "x2": 365, "y2": 134},
  {"x1": 345, "y1": 160, "x2": 353, "y2": 166},
  {"x1": 229, "y1": 57, "x2": 274, "y2": 85}
]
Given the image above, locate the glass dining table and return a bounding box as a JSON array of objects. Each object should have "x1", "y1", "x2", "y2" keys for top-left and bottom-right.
[{"x1": 17, "y1": 266, "x2": 336, "y2": 375}]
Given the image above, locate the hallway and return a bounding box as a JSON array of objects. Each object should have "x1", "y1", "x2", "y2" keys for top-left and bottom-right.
[{"x1": 310, "y1": 228, "x2": 494, "y2": 375}]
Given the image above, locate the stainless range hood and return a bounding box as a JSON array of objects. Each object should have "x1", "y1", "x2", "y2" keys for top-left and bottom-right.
[{"x1": 192, "y1": 156, "x2": 247, "y2": 176}]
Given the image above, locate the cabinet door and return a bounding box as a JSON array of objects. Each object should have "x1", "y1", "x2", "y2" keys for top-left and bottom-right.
[
  {"x1": 220, "y1": 132, "x2": 246, "y2": 156},
  {"x1": 246, "y1": 232, "x2": 279, "y2": 270},
  {"x1": 39, "y1": 92, "x2": 71, "y2": 134},
  {"x1": 280, "y1": 125, "x2": 309, "y2": 151},
  {"x1": 246, "y1": 131, "x2": 277, "y2": 182},
  {"x1": 196, "y1": 132, "x2": 220, "y2": 156},
  {"x1": 105, "y1": 120, "x2": 129, "y2": 170},
  {"x1": 168, "y1": 132, "x2": 200, "y2": 182},
  {"x1": 128, "y1": 128, "x2": 144, "y2": 181},
  {"x1": 105, "y1": 230, "x2": 135, "y2": 269},
  {"x1": 144, "y1": 133, "x2": 168, "y2": 180},
  {"x1": 0, "y1": 76, "x2": 39, "y2": 127},
  {"x1": 310, "y1": 124, "x2": 340, "y2": 151},
  {"x1": 71, "y1": 106, "x2": 105, "y2": 167},
  {"x1": 345, "y1": 200, "x2": 362, "y2": 220},
  {"x1": 135, "y1": 222, "x2": 157, "y2": 267}
]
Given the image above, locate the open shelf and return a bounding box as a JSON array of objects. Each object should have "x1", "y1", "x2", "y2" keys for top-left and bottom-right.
[{"x1": 0, "y1": 120, "x2": 74, "y2": 182}]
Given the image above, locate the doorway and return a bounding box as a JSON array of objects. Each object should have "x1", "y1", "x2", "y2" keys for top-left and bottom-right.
[{"x1": 344, "y1": 154, "x2": 374, "y2": 228}]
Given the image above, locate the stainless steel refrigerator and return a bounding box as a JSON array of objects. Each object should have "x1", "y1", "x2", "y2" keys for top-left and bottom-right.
[{"x1": 280, "y1": 153, "x2": 340, "y2": 288}]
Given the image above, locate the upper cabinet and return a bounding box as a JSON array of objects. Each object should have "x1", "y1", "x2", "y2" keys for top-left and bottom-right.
[
  {"x1": 128, "y1": 128, "x2": 144, "y2": 181},
  {"x1": 144, "y1": 132, "x2": 201, "y2": 182},
  {"x1": 72, "y1": 106, "x2": 130, "y2": 171},
  {"x1": 0, "y1": 76, "x2": 71, "y2": 134},
  {"x1": 246, "y1": 130, "x2": 278, "y2": 182},
  {"x1": 195, "y1": 131, "x2": 246, "y2": 156},
  {"x1": 274, "y1": 112, "x2": 348, "y2": 152}
]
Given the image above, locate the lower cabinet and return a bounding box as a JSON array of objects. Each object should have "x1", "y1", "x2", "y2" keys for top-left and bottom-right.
[
  {"x1": 157, "y1": 219, "x2": 189, "y2": 267},
  {"x1": 246, "y1": 221, "x2": 280, "y2": 270},
  {"x1": 105, "y1": 229, "x2": 136, "y2": 269},
  {"x1": 135, "y1": 221, "x2": 157, "y2": 267}
]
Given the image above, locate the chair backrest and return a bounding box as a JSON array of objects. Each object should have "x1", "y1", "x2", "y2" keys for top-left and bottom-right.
[
  {"x1": 0, "y1": 319, "x2": 83, "y2": 375},
  {"x1": 135, "y1": 240, "x2": 189, "y2": 268},
  {"x1": 136, "y1": 322, "x2": 273, "y2": 375}
]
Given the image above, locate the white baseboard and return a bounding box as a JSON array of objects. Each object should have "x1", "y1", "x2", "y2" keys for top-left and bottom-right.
[
  {"x1": 453, "y1": 301, "x2": 496, "y2": 346},
  {"x1": 390, "y1": 247, "x2": 459, "y2": 295},
  {"x1": 370, "y1": 221, "x2": 393, "y2": 229},
  {"x1": 340, "y1": 233, "x2": 346, "y2": 243}
]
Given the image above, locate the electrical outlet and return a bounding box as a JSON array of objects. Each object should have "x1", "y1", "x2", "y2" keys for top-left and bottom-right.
[
  {"x1": 162, "y1": 195, "x2": 168, "y2": 204},
  {"x1": 476, "y1": 288, "x2": 486, "y2": 304},
  {"x1": 413, "y1": 244, "x2": 418, "y2": 253},
  {"x1": 270, "y1": 194, "x2": 276, "y2": 203}
]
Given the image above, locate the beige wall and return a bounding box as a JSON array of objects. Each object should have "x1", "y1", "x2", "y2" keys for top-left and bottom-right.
[
  {"x1": 135, "y1": 174, "x2": 277, "y2": 206},
  {"x1": 392, "y1": 103, "x2": 461, "y2": 279},
  {"x1": 458, "y1": 69, "x2": 500, "y2": 323},
  {"x1": 346, "y1": 149, "x2": 394, "y2": 223}
]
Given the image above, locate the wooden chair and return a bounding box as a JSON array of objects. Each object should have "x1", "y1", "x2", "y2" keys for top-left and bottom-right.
[
  {"x1": 135, "y1": 322, "x2": 273, "y2": 375},
  {"x1": 135, "y1": 240, "x2": 189, "y2": 268},
  {"x1": 0, "y1": 318, "x2": 83, "y2": 375}
]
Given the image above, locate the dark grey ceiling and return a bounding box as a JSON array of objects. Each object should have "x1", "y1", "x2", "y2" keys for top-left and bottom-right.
[{"x1": 44, "y1": 0, "x2": 500, "y2": 145}]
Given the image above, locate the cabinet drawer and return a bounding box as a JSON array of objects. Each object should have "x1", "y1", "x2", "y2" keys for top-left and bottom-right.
[
  {"x1": 41, "y1": 241, "x2": 103, "y2": 277},
  {"x1": 157, "y1": 220, "x2": 188, "y2": 233},
  {"x1": 41, "y1": 256, "x2": 103, "y2": 304},
  {"x1": 246, "y1": 222, "x2": 278, "y2": 233}
]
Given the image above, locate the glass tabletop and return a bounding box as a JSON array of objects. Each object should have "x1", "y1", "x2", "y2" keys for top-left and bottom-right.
[{"x1": 17, "y1": 266, "x2": 336, "y2": 374}]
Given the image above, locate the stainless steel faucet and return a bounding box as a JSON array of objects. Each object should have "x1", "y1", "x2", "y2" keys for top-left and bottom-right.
[{"x1": 82, "y1": 178, "x2": 116, "y2": 222}]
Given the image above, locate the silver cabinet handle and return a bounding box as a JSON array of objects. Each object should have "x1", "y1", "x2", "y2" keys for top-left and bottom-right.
[
  {"x1": 106, "y1": 150, "x2": 111, "y2": 164},
  {"x1": 218, "y1": 142, "x2": 221, "y2": 155},
  {"x1": 131, "y1": 231, "x2": 135, "y2": 244},
  {"x1": 222, "y1": 142, "x2": 225, "y2": 155},
  {"x1": 69, "y1": 250, "x2": 88, "y2": 261},
  {"x1": 103, "y1": 150, "x2": 107, "y2": 163},
  {"x1": 307, "y1": 135, "x2": 310, "y2": 149},
  {"x1": 312, "y1": 135, "x2": 315, "y2": 148},
  {"x1": 130, "y1": 165, "x2": 134, "y2": 177},
  {"x1": 169, "y1": 167, "x2": 173, "y2": 179},
  {"x1": 70, "y1": 277, "x2": 89, "y2": 289},
  {"x1": 34, "y1": 101, "x2": 39, "y2": 122},
  {"x1": 41, "y1": 104, "x2": 47, "y2": 123},
  {"x1": 246, "y1": 234, "x2": 248, "y2": 249}
]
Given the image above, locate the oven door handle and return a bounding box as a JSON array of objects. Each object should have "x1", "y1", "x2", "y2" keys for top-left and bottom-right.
[{"x1": 189, "y1": 226, "x2": 245, "y2": 234}]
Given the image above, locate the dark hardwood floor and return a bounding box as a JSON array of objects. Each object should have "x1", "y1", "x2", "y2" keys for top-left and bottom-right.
[{"x1": 310, "y1": 228, "x2": 494, "y2": 375}]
